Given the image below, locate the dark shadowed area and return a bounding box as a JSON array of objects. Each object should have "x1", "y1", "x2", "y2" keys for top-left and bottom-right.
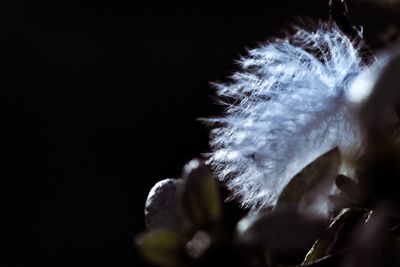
[{"x1": 1, "y1": 1, "x2": 395, "y2": 266}]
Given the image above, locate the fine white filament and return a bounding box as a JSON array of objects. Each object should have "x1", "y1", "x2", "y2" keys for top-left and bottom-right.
[{"x1": 208, "y1": 23, "x2": 371, "y2": 210}]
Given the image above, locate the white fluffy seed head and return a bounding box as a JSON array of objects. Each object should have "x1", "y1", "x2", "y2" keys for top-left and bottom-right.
[{"x1": 207, "y1": 22, "x2": 373, "y2": 211}]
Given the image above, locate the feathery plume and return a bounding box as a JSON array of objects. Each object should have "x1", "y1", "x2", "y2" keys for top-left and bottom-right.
[{"x1": 208, "y1": 22, "x2": 373, "y2": 210}]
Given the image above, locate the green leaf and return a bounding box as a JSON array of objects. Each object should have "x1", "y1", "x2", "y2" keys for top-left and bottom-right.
[
  {"x1": 136, "y1": 229, "x2": 184, "y2": 267},
  {"x1": 302, "y1": 208, "x2": 371, "y2": 265},
  {"x1": 181, "y1": 159, "x2": 222, "y2": 227},
  {"x1": 276, "y1": 148, "x2": 341, "y2": 211}
]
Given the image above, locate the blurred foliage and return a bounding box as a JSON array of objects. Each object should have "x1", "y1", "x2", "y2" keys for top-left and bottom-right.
[
  {"x1": 136, "y1": 1, "x2": 400, "y2": 266},
  {"x1": 137, "y1": 134, "x2": 400, "y2": 267},
  {"x1": 357, "y1": 0, "x2": 400, "y2": 11}
]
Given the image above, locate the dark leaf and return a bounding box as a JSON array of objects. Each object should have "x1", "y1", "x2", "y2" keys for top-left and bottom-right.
[
  {"x1": 335, "y1": 174, "x2": 362, "y2": 201},
  {"x1": 356, "y1": 142, "x2": 400, "y2": 208},
  {"x1": 276, "y1": 148, "x2": 341, "y2": 212},
  {"x1": 303, "y1": 208, "x2": 371, "y2": 264},
  {"x1": 341, "y1": 208, "x2": 392, "y2": 267},
  {"x1": 181, "y1": 159, "x2": 222, "y2": 228},
  {"x1": 359, "y1": 49, "x2": 400, "y2": 140},
  {"x1": 301, "y1": 251, "x2": 345, "y2": 267},
  {"x1": 387, "y1": 233, "x2": 400, "y2": 266},
  {"x1": 328, "y1": 193, "x2": 358, "y2": 210},
  {"x1": 237, "y1": 208, "x2": 327, "y2": 264}
]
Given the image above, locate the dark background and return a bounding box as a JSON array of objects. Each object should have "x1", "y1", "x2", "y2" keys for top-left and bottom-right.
[{"x1": 1, "y1": 1, "x2": 398, "y2": 266}]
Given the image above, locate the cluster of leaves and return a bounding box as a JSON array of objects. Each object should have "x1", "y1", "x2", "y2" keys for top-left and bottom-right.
[
  {"x1": 137, "y1": 133, "x2": 397, "y2": 267},
  {"x1": 136, "y1": 156, "x2": 324, "y2": 267},
  {"x1": 136, "y1": 137, "x2": 400, "y2": 267}
]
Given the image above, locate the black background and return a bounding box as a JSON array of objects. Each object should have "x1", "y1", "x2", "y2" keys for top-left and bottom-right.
[{"x1": 1, "y1": 1, "x2": 397, "y2": 266}]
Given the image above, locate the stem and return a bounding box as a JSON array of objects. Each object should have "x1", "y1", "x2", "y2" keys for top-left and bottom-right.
[
  {"x1": 329, "y1": 0, "x2": 374, "y2": 64},
  {"x1": 329, "y1": 0, "x2": 359, "y2": 38}
]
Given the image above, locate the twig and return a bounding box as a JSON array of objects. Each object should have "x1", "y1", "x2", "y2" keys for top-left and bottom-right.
[{"x1": 329, "y1": 0, "x2": 374, "y2": 64}]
